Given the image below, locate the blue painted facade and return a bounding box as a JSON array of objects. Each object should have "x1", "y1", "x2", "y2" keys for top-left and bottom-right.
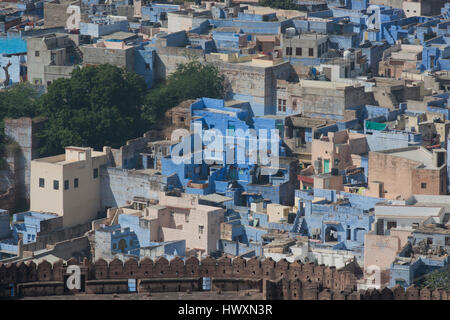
[
  {"x1": 0, "y1": 211, "x2": 59, "y2": 254},
  {"x1": 97, "y1": 225, "x2": 140, "y2": 256},
  {"x1": 294, "y1": 188, "x2": 380, "y2": 251},
  {"x1": 117, "y1": 214, "x2": 153, "y2": 248},
  {"x1": 390, "y1": 256, "x2": 448, "y2": 288},
  {"x1": 419, "y1": 36, "x2": 450, "y2": 72},
  {"x1": 80, "y1": 20, "x2": 129, "y2": 38},
  {"x1": 209, "y1": 19, "x2": 294, "y2": 35},
  {"x1": 159, "y1": 98, "x2": 298, "y2": 205},
  {"x1": 212, "y1": 29, "x2": 246, "y2": 53},
  {"x1": 141, "y1": 4, "x2": 181, "y2": 23},
  {"x1": 0, "y1": 35, "x2": 26, "y2": 86},
  {"x1": 427, "y1": 93, "x2": 450, "y2": 119},
  {"x1": 135, "y1": 45, "x2": 155, "y2": 88},
  {"x1": 389, "y1": 229, "x2": 450, "y2": 288}
]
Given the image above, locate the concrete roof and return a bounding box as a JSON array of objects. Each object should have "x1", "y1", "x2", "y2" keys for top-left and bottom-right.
[
  {"x1": 199, "y1": 193, "x2": 233, "y2": 203},
  {"x1": 289, "y1": 116, "x2": 335, "y2": 128},
  {"x1": 388, "y1": 148, "x2": 433, "y2": 168},
  {"x1": 375, "y1": 205, "x2": 444, "y2": 218},
  {"x1": 414, "y1": 226, "x2": 450, "y2": 235},
  {"x1": 408, "y1": 194, "x2": 450, "y2": 209},
  {"x1": 31, "y1": 254, "x2": 64, "y2": 265},
  {"x1": 379, "y1": 147, "x2": 443, "y2": 169},
  {"x1": 102, "y1": 32, "x2": 138, "y2": 41}
]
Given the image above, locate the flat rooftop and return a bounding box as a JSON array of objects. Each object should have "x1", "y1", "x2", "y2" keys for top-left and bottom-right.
[
  {"x1": 102, "y1": 32, "x2": 138, "y2": 41},
  {"x1": 34, "y1": 150, "x2": 106, "y2": 165},
  {"x1": 375, "y1": 204, "x2": 443, "y2": 218},
  {"x1": 378, "y1": 147, "x2": 443, "y2": 169}
]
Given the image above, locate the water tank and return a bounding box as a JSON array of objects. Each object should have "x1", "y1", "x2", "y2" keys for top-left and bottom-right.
[{"x1": 286, "y1": 27, "x2": 296, "y2": 37}]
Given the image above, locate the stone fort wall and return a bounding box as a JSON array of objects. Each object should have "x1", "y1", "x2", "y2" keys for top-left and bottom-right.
[{"x1": 0, "y1": 256, "x2": 448, "y2": 300}]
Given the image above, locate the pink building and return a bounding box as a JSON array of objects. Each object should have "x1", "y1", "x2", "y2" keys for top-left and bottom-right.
[
  {"x1": 364, "y1": 229, "x2": 412, "y2": 286},
  {"x1": 311, "y1": 130, "x2": 368, "y2": 174}
]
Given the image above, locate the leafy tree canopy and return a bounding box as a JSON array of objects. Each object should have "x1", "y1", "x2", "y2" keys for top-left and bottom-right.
[
  {"x1": 142, "y1": 60, "x2": 226, "y2": 124},
  {"x1": 0, "y1": 83, "x2": 39, "y2": 120},
  {"x1": 258, "y1": 0, "x2": 299, "y2": 10},
  {"x1": 0, "y1": 61, "x2": 225, "y2": 158},
  {"x1": 37, "y1": 64, "x2": 147, "y2": 156},
  {"x1": 0, "y1": 83, "x2": 40, "y2": 165},
  {"x1": 420, "y1": 267, "x2": 450, "y2": 291}
]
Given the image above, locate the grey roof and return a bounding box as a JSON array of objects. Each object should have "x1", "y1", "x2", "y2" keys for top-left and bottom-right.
[{"x1": 199, "y1": 193, "x2": 233, "y2": 203}]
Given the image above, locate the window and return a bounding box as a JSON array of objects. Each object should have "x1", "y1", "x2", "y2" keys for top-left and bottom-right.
[
  {"x1": 292, "y1": 99, "x2": 297, "y2": 111},
  {"x1": 130, "y1": 239, "x2": 134, "y2": 246},
  {"x1": 93, "y1": 168, "x2": 99, "y2": 179},
  {"x1": 113, "y1": 243, "x2": 117, "y2": 249},
  {"x1": 421, "y1": 182, "x2": 427, "y2": 189},
  {"x1": 285, "y1": 47, "x2": 292, "y2": 56},
  {"x1": 277, "y1": 99, "x2": 286, "y2": 112},
  {"x1": 53, "y1": 180, "x2": 59, "y2": 190},
  {"x1": 350, "y1": 62, "x2": 355, "y2": 71},
  {"x1": 35, "y1": 51, "x2": 39, "y2": 57},
  {"x1": 228, "y1": 124, "x2": 235, "y2": 136},
  {"x1": 39, "y1": 178, "x2": 45, "y2": 188},
  {"x1": 64, "y1": 180, "x2": 69, "y2": 190},
  {"x1": 74, "y1": 178, "x2": 79, "y2": 188},
  {"x1": 427, "y1": 237, "x2": 433, "y2": 245},
  {"x1": 296, "y1": 47, "x2": 302, "y2": 56},
  {"x1": 395, "y1": 279, "x2": 407, "y2": 287},
  {"x1": 387, "y1": 221, "x2": 397, "y2": 230},
  {"x1": 445, "y1": 237, "x2": 450, "y2": 246},
  {"x1": 145, "y1": 63, "x2": 150, "y2": 70},
  {"x1": 309, "y1": 48, "x2": 314, "y2": 56},
  {"x1": 198, "y1": 225, "x2": 204, "y2": 235}
]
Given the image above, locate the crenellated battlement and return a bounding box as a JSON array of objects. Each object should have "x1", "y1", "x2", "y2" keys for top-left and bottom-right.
[{"x1": 0, "y1": 256, "x2": 447, "y2": 299}]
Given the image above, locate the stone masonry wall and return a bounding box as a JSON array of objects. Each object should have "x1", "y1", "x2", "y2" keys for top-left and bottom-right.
[{"x1": 1, "y1": 256, "x2": 447, "y2": 299}]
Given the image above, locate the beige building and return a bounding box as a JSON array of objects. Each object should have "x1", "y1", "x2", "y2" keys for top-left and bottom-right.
[
  {"x1": 30, "y1": 146, "x2": 109, "y2": 228},
  {"x1": 402, "y1": 0, "x2": 447, "y2": 18},
  {"x1": 281, "y1": 32, "x2": 329, "y2": 59},
  {"x1": 158, "y1": 191, "x2": 225, "y2": 255},
  {"x1": 266, "y1": 203, "x2": 290, "y2": 223},
  {"x1": 167, "y1": 10, "x2": 210, "y2": 33},
  {"x1": 27, "y1": 33, "x2": 83, "y2": 88}
]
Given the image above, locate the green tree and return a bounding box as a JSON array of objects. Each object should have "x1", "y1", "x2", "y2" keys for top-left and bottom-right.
[
  {"x1": 0, "y1": 83, "x2": 39, "y2": 120},
  {"x1": 0, "y1": 83, "x2": 40, "y2": 166},
  {"x1": 142, "y1": 60, "x2": 226, "y2": 124},
  {"x1": 420, "y1": 267, "x2": 450, "y2": 291},
  {"x1": 258, "y1": 0, "x2": 298, "y2": 10},
  {"x1": 37, "y1": 64, "x2": 148, "y2": 156}
]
